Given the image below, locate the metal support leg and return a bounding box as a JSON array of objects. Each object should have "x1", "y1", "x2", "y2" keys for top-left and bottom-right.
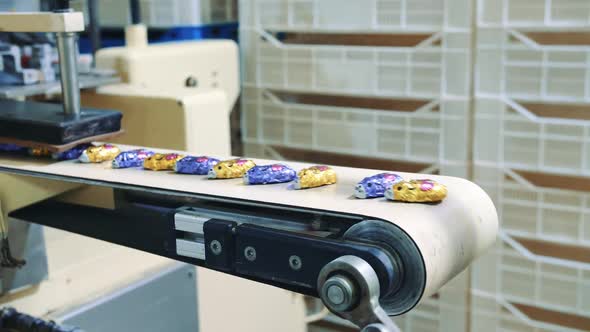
[
  {"x1": 56, "y1": 30, "x2": 80, "y2": 116},
  {"x1": 317, "y1": 256, "x2": 401, "y2": 332}
]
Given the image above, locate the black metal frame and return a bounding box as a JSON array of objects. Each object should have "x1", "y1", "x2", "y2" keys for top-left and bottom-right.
[{"x1": 9, "y1": 187, "x2": 400, "y2": 299}]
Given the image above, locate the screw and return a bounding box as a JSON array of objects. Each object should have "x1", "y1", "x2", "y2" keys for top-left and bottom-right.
[
  {"x1": 210, "y1": 240, "x2": 222, "y2": 255},
  {"x1": 244, "y1": 246, "x2": 257, "y2": 261},
  {"x1": 289, "y1": 255, "x2": 302, "y2": 271},
  {"x1": 321, "y1": 275, "x2": 358, "y2": 312},
  {"x1": 185, "y1": 76, "x2": 198, "y2": 87},
  {"x1": 327, "y1": 285, "x2": 345, "y2": 305}
]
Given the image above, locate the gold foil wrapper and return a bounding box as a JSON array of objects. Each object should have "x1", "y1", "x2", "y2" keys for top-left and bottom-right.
[
  {"x1": 79, "y1": 144, "x2": 121, "y2": 163},
  {"x1": 29, "y1": 147, "x2": 52, "y2": 157},
  {"x1": 208, "y1": 159, "x2": 256, "y2": 179},
  {"x1": 293, "y1": 165, "x2": 337, "y2": 189},
  {"x1": 385, "y1": 179, "x2": 447, "y2": 203},
  {"x1": 143, "y1": 153, "x2": 185, "y2": 171}
]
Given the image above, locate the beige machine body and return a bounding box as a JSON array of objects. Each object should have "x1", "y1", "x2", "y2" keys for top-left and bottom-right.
[{"x1": 84, "y1": 32, "x2": 239, "y2": 155}]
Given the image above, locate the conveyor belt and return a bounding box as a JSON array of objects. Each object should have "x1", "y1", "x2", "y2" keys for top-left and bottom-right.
[{"x1": 0, "y1": 144, "x2": 498, "y2": 315}]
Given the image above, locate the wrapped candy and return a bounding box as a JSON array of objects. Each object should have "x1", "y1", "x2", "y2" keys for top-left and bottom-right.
[
  {"x1": 143, "y1": 153, "x2": 185, "y2": 171},
  {"x1": 28, "y1": 147, "x2": 52, "y2": 157},
  {"x1": 244, "y1": 164, "x2": 297, "y2": 185},
  {"x1": 52, "y1": 143, "x2": 94, "y2": 161},
  {"x1": 79, "y1": 144, "x2": 121, "y2": 163},
  {"x1": 208, "y1": 159, "x2": 256, "y2": 179},
  {"x1": 0, "y1": 144, "x2": 26, "y2": 153},
  {"x1": 175, "y1": 156, "x2": 220, "y2": 175},
  {"x1": 354, "y1": 173, "x2": 403, "y2": 199},
  {"x1": 293, "y1": 166, "x2": 337, "y2": 189},
  {"x1": 112, "y1": 149, "x2": 155, "y2": 169},
  {"x1": 385, "y1": 179, "x2": 448, "y2": 203}
]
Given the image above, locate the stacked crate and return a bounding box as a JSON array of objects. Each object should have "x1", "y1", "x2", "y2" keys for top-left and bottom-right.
[
  {"x1": 240, "y1": 0, "x2": 473, "y2": 330},
  {"x1": 240, "y1": 0, "x2": 474, "y2": 179},
  {"x1": 473, "y1": 0, "x2": 590, "y2": 331}
]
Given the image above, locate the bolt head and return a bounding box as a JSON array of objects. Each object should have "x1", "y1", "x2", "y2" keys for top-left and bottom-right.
[
  {"x1": 289, "y1": 255, "x2": 302, "y2": 271},
  {"x1": 210, "y1": 240, "x2": 222, "y2": 255},
  {"x1": 244, "y1": 246, "x2": 257, "y2": 261}
]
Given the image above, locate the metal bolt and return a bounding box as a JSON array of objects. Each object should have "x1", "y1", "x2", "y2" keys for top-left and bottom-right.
[
  {"x1": 289, "y1": 255, "x2": 302, "y2": 271},
  {"x1": 185, "y1": 76, "x2": 198, "y2": 87},
  {"x1": 244, "y1": 246, "x2": 257, "y2": 261},
  {"x1": 321, "y1": 275, "x2": 358, "y2": 312},
  {"x1": 327, "y1": 285, "x2": 345, "y2": 305},
  {"x1": 210, "y1": 240, "x2": 222, "y2": 255}
]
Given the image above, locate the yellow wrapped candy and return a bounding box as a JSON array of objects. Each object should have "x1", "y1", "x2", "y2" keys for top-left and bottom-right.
[
  {"x1": 79, "y1": 144, "x2": 121, "y2": 163},
  {"x1": 143, "y1": 153, "x2": 185, "y2": 171},
  {"x1": 28, "y1": 147, "x2": 52, "y2": 157},
  {"x1": 385, "y1": 179, "x2": 447, "y2": 203},
  {"x1": 293, "y1": 166, "x2": 337, "y2": 189},
  {"x1": 208, "y1": 158, "x2": 256, "y2": 179}
]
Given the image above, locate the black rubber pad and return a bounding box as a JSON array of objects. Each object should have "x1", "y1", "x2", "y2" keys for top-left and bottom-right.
[{"x1": 0, "y1": 99, "x2": 122, "y2": 145}]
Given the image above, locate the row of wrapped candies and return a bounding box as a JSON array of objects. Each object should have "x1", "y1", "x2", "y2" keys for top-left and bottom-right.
[
  {"x1": 1, "y1": 143, "x2": 447, "y2": 202},
  {"x1": 77, "y1": 144, "x2": 337, "y2": 190}
]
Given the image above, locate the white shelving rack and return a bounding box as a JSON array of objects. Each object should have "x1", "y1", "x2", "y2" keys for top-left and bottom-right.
[{"x1": 472, "y1": 0, "x2": 590, "y2": 330}]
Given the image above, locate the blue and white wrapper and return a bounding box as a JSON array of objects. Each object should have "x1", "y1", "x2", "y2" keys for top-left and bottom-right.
[
  {"x1": 52, "y1": 143, "x2": 94, "y2": 161},
  {"x1": 174, "y1": 156, "x2": 220, "y2": 175},
  {"x1": 244, "y1": 164, "x2": 297, "y2": 185},
  {"x1": 0, "y1": 144, "x2": 26, "y2": 153},
  {"x1": 112, "y1": 149, "x2": 155, "y2": 168},
  {"x1": 354, "y1": 173, "x2": 403, "y2": 199}
]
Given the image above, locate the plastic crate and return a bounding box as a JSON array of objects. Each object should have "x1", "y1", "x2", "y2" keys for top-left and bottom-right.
[
  {"x1": 476, "y1": 28, "x2": 590, "y2": 103},
  {"x1": 240, "y1": 0, "x2": 472, "y2": 32},
  {"x1": 471, "y1": 223, "x2": 590, "y2": 319},
  {"x1": 470, "y1": 293, "x2": 584, "y2": 332},
  {"x1": 241, "y1": 87, "x2": 470, "y2": 165},
  {"x1": 79, "y1": 0, "x2": 237, "y2": 28},
  {"x1": 474, "y1": 164, "x2": 590, "y2": 246},
  {"x1": 478, "y1": 0, "x2": 590, "y2": 28},
  {"x1": 474, "y1": 97, "x2": 590, "y2": 177},
  {"x1": 241, "y1": 29, "x2": 472, "y2": 98}
]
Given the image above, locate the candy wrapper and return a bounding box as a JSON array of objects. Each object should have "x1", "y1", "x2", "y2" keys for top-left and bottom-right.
[
  {"x1": 244, "y1": 164, "x2": 297, "y2": 185},
  {"x1": 175, "y1": 156, "x2": 220, "y2": 175},
  {"x1": 143, "y1": 153, "x2": 185, "y2": 171},
  {"x1": 28, "y1": 147, "x2": 52, "y2": 158},
  {"x1": 79, "y1": 144, "x2": 121, "y2": 163},
  {"x1": 385, "y1": 179, "x2": 448, "y2": 203},
  {"x1": 112, "y1": 149, "x2": 155, "y2": 169},
  {"x1": 208, "y1": 159, "x2": 256, "y2": 179},
  {"x1": 293, "y1": 166, "x2": 337, "y2": 189},
  {"x1": 354, "y1": 173, "x2": 403, "y2": 199},
  {"x1": 0, "y1": 144, "x2": 26, "y2": 153},
  {"x1": 52, "y1": 143, "x2": 94, "y2": 161}
]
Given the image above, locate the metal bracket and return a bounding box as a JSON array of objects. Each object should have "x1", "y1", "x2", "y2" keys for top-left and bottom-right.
[{"x1": 317, "y1": 256, "x2": 401, "y2": 332}]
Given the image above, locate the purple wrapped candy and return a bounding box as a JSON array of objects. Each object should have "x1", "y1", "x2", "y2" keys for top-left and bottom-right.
[
  {"x1": 355, "y1": 173, "x2": 403, "y2": 199},
  {"x1": 174, "y1": 156, "x2": 220, "y2": 175},
  {"x1": 52, "y1": 143, "x2": 94, "y2": 161},
  {"x1": 0, "y1": 144, "x2": 26, "y2": 153},
  {"x1": 112, "y1": 149, "x2": 155, "y2": 168},
  {"x1": 244, "y1": 164, "x2": 297, "y2": 185}
]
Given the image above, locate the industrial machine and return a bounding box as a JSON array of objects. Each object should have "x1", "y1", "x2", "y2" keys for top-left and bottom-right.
[
  {"x1": 0, "y1": 4, "x2": 498, "y2": 332},
  {"x1": 0, "y1": 144, "x2": 499, "y2": 331}
]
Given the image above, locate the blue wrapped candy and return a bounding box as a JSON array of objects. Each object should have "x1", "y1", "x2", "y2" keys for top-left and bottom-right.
[
  {"x1": 0, "y1": 144, "x2": 26, "y2": 153},
  {"x1": 354, "y1": 173, "x2": 403, "y2": 199},
  {"x1": 244, "y1": 164, "x2": 297, "y2": 185},
  {"x1": 175, "y1": 156, "x2": 220, "y2": 175},
  {"x1": 112, "y1": 149, "x2": 155, "y2": 168},
  {"x1": 52, "y1": 143, "x2": 94, "y2": 161}
]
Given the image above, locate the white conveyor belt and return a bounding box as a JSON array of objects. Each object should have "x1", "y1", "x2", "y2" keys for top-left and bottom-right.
[{"x1": 0, "y1": 144, "x2": 498, "y2": 313}]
